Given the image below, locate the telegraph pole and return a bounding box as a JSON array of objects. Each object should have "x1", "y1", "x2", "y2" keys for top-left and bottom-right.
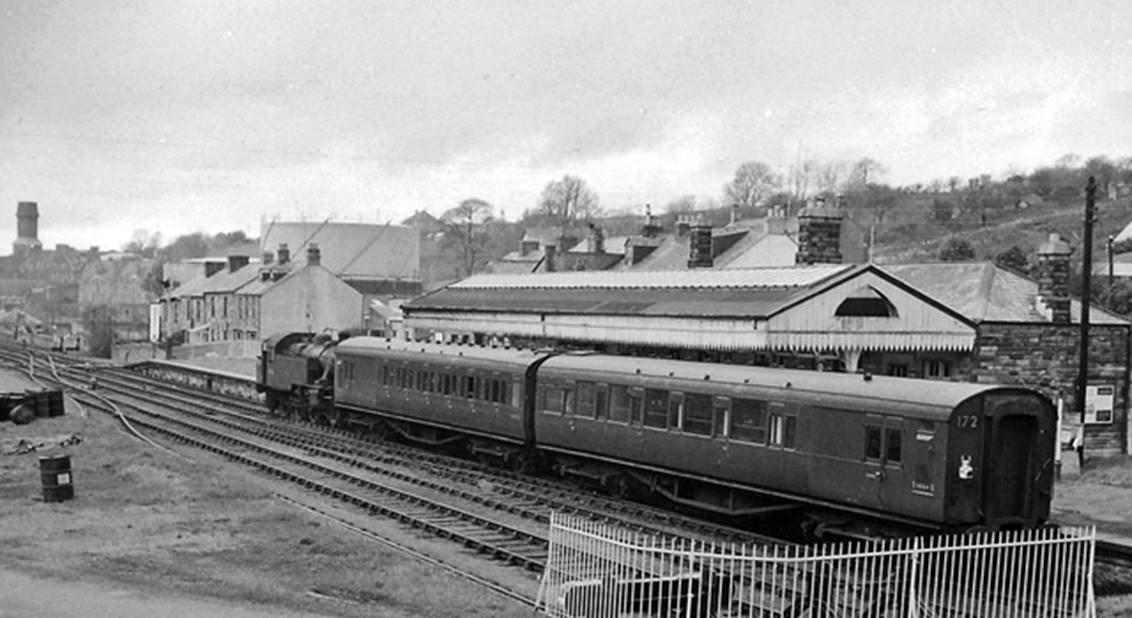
[{"x1": 1077, "y1": 177, "x2": 1096, "y2": 434}]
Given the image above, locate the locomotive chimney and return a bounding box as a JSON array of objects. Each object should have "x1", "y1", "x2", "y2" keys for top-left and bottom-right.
[
  {"x1": 307, "y1": 243, "x2": 321, "y2": 266},
  {"x1": 277, "y1": 243, "x2": 290, "y2": 264},
  {"x1": 1036, "y1": 233, "x2": 1072, "y2": 323}
]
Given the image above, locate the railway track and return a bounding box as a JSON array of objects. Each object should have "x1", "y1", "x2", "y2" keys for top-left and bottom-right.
[
  {"x1": 7, "y1": 345, "x2": 1131, "y2": 608},
  {"x1": 0, "y1": 347, "x2": 791, "y2": 605}
]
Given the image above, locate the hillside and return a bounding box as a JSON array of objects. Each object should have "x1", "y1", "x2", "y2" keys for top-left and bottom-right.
[{"x1": 862, "y1": 194, "x2": 1132, "y2": 266}]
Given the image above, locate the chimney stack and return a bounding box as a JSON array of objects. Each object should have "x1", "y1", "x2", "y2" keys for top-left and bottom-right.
[
  {"x1": 227, "y1": 255, "x2": 250, "y2": 272},
  {"x1": 204, "y1": 261, "x2": 225, "y2": 277},
  {"x1": 307, "y1": 243, "x2": 321, "y2": 266},
  {"x1": 262, "y1": 251, "x2": 274, "y2": 266},
  {"x1": 544, "y1": 244, "x2": 557, "y2": 272},
  {"x1": 642, "y1": 204, "x2": 662, "y2": 238},
  {"x1": 1036, "y1": 233, "x2": 1072, "y2": 323},
  {"x1": 588, "y1": 224, "x2": 605, "y2": 254},
  {"x1": 676, "y1": 215, "x2": 692, "y2": 237},
  {"x1": 730, "y1": 203, "x2": 740, "y2": 226},
  {"x1": 687, "y1": 221, "x2": 713, "y2": 268},
  {"x1": 795, "y1": 197, "x2": 843, "y2": 265},
  {"x1": 277, "y1": 243, "x2": 291, "y2": 264}
]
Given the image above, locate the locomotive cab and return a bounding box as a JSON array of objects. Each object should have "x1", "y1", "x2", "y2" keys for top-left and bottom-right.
[{"x1": 944, "y1": 389, "x2": 1056, "y2": 529}]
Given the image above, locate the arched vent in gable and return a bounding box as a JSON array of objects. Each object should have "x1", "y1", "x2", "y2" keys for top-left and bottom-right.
[{"x1": 835, "y1": 286, "x2": 898, "y2": 317}]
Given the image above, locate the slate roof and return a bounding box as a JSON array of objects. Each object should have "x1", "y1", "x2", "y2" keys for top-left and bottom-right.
[
  {"x1": 884, "y1": 262, "x2": 1127, "y2": 324},
  {"x1": 260, "y1": 221, "x2": 419, "y2": 279}
]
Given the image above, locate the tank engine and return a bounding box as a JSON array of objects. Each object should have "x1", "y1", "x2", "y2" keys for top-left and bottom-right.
[{"x1": 257, "y1": 332, "x2": 340, "y2": 424}]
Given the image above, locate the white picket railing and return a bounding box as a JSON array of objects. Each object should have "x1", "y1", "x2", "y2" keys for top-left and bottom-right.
[{"x1": 536, "y1": 513, "x2": 1095, "y2": 618}]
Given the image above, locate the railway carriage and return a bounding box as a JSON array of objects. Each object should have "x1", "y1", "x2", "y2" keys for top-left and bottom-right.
[
  {"x1": 258, "y1": 333, "x2": 1058, "y2": 532},
  {"x1": 533, "y1": 354, "x2": 1056, "y2": 531},
  {"x1": 332, "y1": 339, "x2": 546, "y2": 464}
]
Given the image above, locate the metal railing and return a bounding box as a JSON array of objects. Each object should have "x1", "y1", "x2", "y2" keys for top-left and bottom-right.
[{"x1": 537, "y1": 513, "x2": 1095, "y2": 618}]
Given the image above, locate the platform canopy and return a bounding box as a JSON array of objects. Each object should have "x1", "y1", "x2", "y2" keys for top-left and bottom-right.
[{"x1": 405, "y1": 264, "x2": 982, "y2": 354}]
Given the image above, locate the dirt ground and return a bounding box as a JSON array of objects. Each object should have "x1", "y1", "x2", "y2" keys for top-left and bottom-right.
[
  {"x1": 3, "y1": 362, "x2": 1132, "y2": 617},
  {"x1": 0, "y1": 377, "x2": 535, "y2": 617}
]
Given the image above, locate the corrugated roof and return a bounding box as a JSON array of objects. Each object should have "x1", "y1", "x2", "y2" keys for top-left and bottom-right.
[{"x1": 450, "y1": 265, "x2": 852, "y2": 290}]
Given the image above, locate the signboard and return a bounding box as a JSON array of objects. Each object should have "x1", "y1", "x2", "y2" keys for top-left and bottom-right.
[{"x1": 1085, "y1": 384, "x2": 1114, "y2": 424}]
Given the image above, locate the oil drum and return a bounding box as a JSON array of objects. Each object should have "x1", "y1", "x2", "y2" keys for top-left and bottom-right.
[{"x1": 39, "y1": 454, "x2": 74, "y2": 502}]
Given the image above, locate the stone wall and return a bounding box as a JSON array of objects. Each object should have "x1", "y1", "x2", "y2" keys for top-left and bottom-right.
[{"x1": 971, "y1": 323, "x2": 1128, "y2": 455}]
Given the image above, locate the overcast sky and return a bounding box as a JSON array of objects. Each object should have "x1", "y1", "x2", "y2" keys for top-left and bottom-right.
[{"x1": 2, "y1": 0, "x2": 1130, "y2": 250}]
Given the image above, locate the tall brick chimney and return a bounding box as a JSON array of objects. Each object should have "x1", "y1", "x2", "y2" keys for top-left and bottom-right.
[
  {"x1": 795, "y1": 197, "x2": 843, "y2": 265},
  {"x1": 277, "y1": 243, "x2": 291, "y2": 264},
  {"x1": 13, "y1": 201, "x2": 42, "y2": 254},
  {"x1": 1036, "y1": 233, "x2": 1072, "y2": 323},
  {"x1": 687, "y1": 222, "x2": 713, "y2": 268},
  {"x1": 307, "y1": 243, "x2": 321, "y2": 266}
]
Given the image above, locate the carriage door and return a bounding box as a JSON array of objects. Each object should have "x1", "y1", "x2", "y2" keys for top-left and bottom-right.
[
  {"x1": 864, "y1": 416, "x2": 904, "y2": 510},
  {"x1": 983, "y1": 394, "x2": 1039, "y2": 525}
]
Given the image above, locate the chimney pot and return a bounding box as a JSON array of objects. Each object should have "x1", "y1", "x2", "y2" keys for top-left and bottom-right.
[{"x1": 307, "y1": 243, "x2": 321, "y2": 266}]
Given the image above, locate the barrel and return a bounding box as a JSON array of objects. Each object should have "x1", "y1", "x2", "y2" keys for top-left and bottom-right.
[{"x1": 39, "y1": 455, "x2": 74, "y2": 502}]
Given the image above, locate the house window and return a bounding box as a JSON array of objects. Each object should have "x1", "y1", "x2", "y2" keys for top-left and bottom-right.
[
  {"x1": 887, "y1": 363, "x2": 908, "y2": 377},
  {"x1": 922, "y1": 359, "x2": 952, "y2": 378}
]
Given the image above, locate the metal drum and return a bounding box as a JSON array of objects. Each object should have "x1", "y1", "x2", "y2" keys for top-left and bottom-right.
[{"x1": 39, "y1": 455, "x2": 74, "y2": 502}]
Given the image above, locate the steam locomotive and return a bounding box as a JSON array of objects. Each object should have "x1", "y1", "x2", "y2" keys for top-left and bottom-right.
[{"x1": 258, "y1": 332, "x2": 1057, "y2": 532}]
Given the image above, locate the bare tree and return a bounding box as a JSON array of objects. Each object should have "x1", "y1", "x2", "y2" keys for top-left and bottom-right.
[
  {"x1": 441, "y1": 198, "x2": 494, "y2": 277},
  {"x1": 725, "y1": 161, "x2": 778, "y2": 211},
  {"x1": 664, "y1": 195, "x2": 697, "y2": 214},
  {"x1": 846, "y1": 158, "x2": 885, "y2": 189},
  {"x1": 538, "y1": 175, "x2": 600, "y2": 223}
]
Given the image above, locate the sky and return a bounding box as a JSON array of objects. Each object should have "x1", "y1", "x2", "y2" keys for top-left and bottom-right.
[{"x1": 1, "y1": 0, "x2": 1131, "y2": 251}]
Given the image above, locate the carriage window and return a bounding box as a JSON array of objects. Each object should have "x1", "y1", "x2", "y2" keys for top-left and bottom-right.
[
  {"x1": 683, "y1": 393, "x2": 714, "y2": 436},
  {"x1": 594, "y1": 385, "x2": 608, "y2": 420},
  {"x1": 381, "y1": 365, "x2": 391, "y2": 386},
  {"x1": 643, "y1": 388, "x2": 669, "y2": 428},
  {"x1": 730, "y1": 398, "x2": 767, "y2": 443},
  {"x1": 668, "y1": 392, "x2": 684, "y2": 429},
  {"x1": 541, "y1": 386, "x2": 562, "y2": 413},
  {"x1": 609, "y1": 385, "x2": 631, "y2": 423},
  {"x1": 865, "y1": 425, "x2": 882, "y2": 460},
  {"x1": 713, "y1": 398, "x2": 731, "y2": 438},
  {"x1": 576, "y1": 382, "x2": 596, "y2": 419},
  {"x1": 770, "y1": 414, "x2": 796, "y2": 449},
  {"x1": 511, "y1": 380, "x2": 522, "y2": 407},
  {"x1": 886, "y1": 428, "x2": 902, "y2": 463},
  {"x1": 563, "y1": 386, "x2": 575, "y2": 415},
  {"x1": 465, "y1": 376, "x2": 477, "y2": 399}
]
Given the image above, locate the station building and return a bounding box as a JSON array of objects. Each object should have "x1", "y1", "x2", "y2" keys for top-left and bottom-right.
[{"x1": 405, "y1": 204, "x2": 1131, "y2": 456}]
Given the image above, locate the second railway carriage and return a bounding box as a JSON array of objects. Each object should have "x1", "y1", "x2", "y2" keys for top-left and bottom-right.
[{"x1": 532, "y1": 354, "x2": 1057, "y2": 531}]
